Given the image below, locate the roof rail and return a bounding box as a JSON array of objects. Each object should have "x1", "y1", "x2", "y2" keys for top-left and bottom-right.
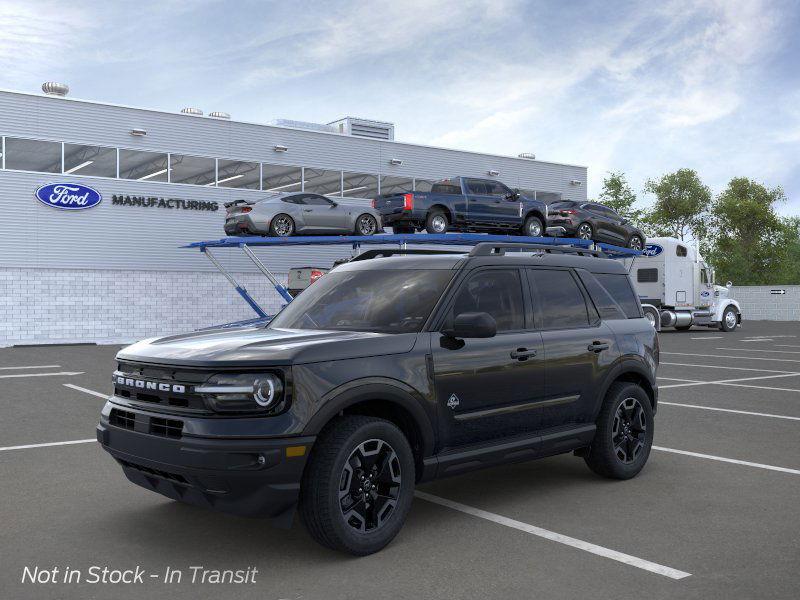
[
  {"x1": 350, "y1": 248, "x2": 465, "y2": 262},
  {"x1": 468, "y1": 242, "x2": 606, "y2": 258}
]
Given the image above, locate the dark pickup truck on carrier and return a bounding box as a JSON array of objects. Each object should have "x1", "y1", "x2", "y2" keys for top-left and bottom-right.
[
  {"x1": 373, "y1": 177, "x2": 551, "y2": 237},
  {"x1": 97, "y1": 241, "x2": 658, "y2": 556}
]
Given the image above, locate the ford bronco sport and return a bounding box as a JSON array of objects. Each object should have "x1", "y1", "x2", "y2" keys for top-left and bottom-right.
[{"x1": 98, "y1": 242, "x2": 658, "y2": 555}]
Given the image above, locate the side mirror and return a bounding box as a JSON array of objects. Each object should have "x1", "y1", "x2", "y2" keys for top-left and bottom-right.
[
  {"x1": 442, "y1": 312, "x2": 497, "y2": 339},
  {"x1": 329, "y1": 201, "x2": 338, "y2": 208},
  {"x1": 726, "y1": 281, "x2": 732, "y2": 289}
]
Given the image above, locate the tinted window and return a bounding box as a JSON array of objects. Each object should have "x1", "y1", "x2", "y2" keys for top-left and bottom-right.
[
  {"x1": 594, "y1": 273, "x2": 642, "y2": 319},
  {"x1": 170, "y1": 154, "x2": 216, "y2": 186},
  {"x1": 217, "y1": 159, "x2": 259, "y2": 189},
  {"x1": 484, "y1": 181, "x2": 512, "y2": 197},
  {"x1": 262, "y1": 164, "x2": 302, "y2": 193},
  {"x1": 637, "y1": 268, "x2": 658, "y2": 283},
  {"x1": 529, "y1": 269, "x2": 589, "y2": 328},
  {"x1": 119, "y1": 149, "x2": 168, "y2": 182},
  {"x1": 304, "y1": 195, "x2": 334, "y2": 206},
  {"x1": 465, "y1": 179, "x2": 489, "y2": 195},
  {"x1": 5, "y1": 138, "x2": 61, "y2": 173},
  {"x1": 550, "y1": 201, "x2": 577, "y2": 210},
  {"x1": 447, "y1": 270, "x2": 524, "y2": 332},
  {"x1": 304, "y1": 168, "x2": 342, "y2": 196},
  {"x1": 676, "y1": 245, "x2": 688, "y2": 257},
  {"x1": 577, "y1": 271, "x2": 625, "y2": 320},
  {"x1": 269, "y1": 269, "x2": 453, "y2": 333},
  {"x1": 282, "y1": 195, "x2": 305, "y2": 205},
  {"x1": 64, "y1": 144, "x2": 117, "y2": 177},
  {"x1": 342, "y1": 172, "x2": 379, "y2": 198},
  {"x1": 430, "y1": 179, "x2": 462, "y2": 194}
]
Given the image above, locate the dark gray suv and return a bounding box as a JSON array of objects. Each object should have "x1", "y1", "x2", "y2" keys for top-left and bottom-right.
[{"x1": 97, "y1": 242, "x2": 658, "y2": 556}]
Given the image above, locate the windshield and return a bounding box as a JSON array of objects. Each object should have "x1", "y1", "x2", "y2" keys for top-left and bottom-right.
[{"x1": 268, "y1": 269, "x2": 455, "y2": 333}]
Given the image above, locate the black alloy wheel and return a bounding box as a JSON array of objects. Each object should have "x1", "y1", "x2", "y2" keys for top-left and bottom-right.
[
  {"x1": 339, "y1": 439, "x2": 402, "y2": 532},
  {"x1": 577, "y1": 222, "x2": 593, "y2": 240},
  {"x1": 612, "y1": 397, "x2": 647, "y2": 464}
]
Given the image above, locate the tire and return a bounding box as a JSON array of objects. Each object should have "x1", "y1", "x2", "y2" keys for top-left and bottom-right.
[
  {"x1": 354, "y1": 213, "x2": 378, "y2": 236},
  {"x1": 584, "y1": 382, "x2": 654, "y2": 480},
  {"x1": 392, "y1": 224, "x2": 415, "y2": 234},
  {"x1": 521, "y1": 215, "x2": 544, "y2": 237},
  {"x1": 719, "y1": 306, "x2": 738, "y2": 332},
  {"x1": 576, "y1": 222, "x2": 593, "y2": 240},
  {"x1": 425, "y1": 210, "x2": 449, "y2": 234},
  {"x1": 269, "y1": 214, "x2": 295, "y2": 237},
  {"x1": 628, "y1": 235, "x2": 644, "y2": 251},
  {"x1": 299, "y1": 416, "x2": 415, "y2": 556}
]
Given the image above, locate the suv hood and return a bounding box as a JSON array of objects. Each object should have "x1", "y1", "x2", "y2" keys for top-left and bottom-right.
[{"x1": 117, "y1": 325, "x2": 417, "y2": 368}]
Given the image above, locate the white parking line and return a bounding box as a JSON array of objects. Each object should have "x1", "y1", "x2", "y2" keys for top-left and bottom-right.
[
  {"x1": 0, "y1": 364, "x2": 61, "y2": 370},
  {"x1": 0, "y1": 439, "x2": 96, "y2": 453},
  {"x1": 740, "y1": 339, "x2": 773, "y2": 342},
  {"x1": 659, "y1": 402, "x2": 800, "y2": 421},
  {"x1": 715, "y1": 347, "x2": 800, "y2": 355},
  {"x1": 776, "y1": 345, "x2": 800, "y2": 349},
  {"x1": 63, "y1": 383, "x2": 108, "y2": 399},
  {"x1": 653, "y1": 446, "x2": 800, "y2": 476},
  {"x1": 661, "y1": 352, "x2": 800, "y2": 364},
  {"x1": 415, "y1": 491, "x2": 691, "y2": 579},
  {"x1": 716, "y1": 382, "x2": 800, "y2": 394},
  {"x1": 660, "y1": 362, "x2": 797, "y2": 374},
  {"x1": 659, "y1": 372, "x2": 800, "y2": 389},
  {"x1": 690, "y1": 336, "x2": 723, "y2": 340},
  {"x1": 0, "y1": 371, "x2": 84, "y2": 379}
]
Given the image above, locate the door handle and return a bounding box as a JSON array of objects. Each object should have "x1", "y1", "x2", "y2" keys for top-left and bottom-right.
[
  {"x1": 588, "y1": 341, "x2": 610, "y2": 352},
  {"x1": 303, "y1": 209, "x2": 313, "y2": 212},
  {"x1": 511, "y1": 348, "x2": 537, "y2": 360}
]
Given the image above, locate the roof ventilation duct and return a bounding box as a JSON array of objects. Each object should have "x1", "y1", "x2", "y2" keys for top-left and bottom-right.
[
  {"x1": 180, "y1": 107, "x2": 204, "y2": 116},
  {"x1": 42, "y1": 82, "x2": 69, "y2": 96},
  {"x1": 209, "y1": 111, "x2": 230, "y2": 119},
  {"x1": 328, "y1": 117, "x2": 394, "y2": 140}
]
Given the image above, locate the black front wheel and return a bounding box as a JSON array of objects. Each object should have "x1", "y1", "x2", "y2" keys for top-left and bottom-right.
[
  {"x1": 269, "y1": 214, "x2": 295, "y2": 237},
  {"x1": 584, "y1": 382, "x2": 654, "y2": 479},
  {"x1": 628, "y1": 235, "x2": 644, "y2": 251},
  {"x1": 299, "y1": 416, "x2": 415, "y2": 555},
  {"x1": 576, "y1": 222, "x2": 593, "y2": 240},
  {"x1": 354, "y1": 214, "x2": 379, "y2": 236}
]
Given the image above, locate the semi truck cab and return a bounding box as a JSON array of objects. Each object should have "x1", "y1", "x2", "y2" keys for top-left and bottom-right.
[{"x1": 631, "y1": 237, "x2": 741, "y2": 332}]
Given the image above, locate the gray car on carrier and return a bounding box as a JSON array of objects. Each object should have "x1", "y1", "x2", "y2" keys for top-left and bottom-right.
[{"x1": 225, "y1": 192, "x2": 383, "y2": 237}]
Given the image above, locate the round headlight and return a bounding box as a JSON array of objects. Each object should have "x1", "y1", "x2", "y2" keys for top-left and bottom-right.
[{"x1": 254, "y1": 375, "x2": 282, "y2": 408}]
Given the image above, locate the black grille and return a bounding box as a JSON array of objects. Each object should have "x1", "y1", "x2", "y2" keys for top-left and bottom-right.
[
  {"x1": 114, "y1": 362, "x2": 210, "y2": 413},
  {"x1": 637, "y1": 268, "x2": 659, "y2": 283},
  {"x1": 149, "y1": 417, "x2": 184, "y2": 439},
  {"x1": 118, "y1": 459, "x2": 188, "y2": 484},
  {"x1": 109, "y1": 408, "x2": 135, "y2": 430}
]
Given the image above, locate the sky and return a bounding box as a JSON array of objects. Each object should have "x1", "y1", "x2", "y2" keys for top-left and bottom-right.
[{"x1": 1, "y1": 0, "x2": 799, "y2": 213}]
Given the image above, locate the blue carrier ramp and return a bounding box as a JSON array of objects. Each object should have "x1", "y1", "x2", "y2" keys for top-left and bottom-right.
[{"x1": 184, "y1": 233, "x2": 640, "y2": 320}]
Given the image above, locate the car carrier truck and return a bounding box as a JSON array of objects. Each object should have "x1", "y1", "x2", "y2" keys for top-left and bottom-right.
[{"x1": 631, "y1": 237, "x2": 741, "y2": 332}]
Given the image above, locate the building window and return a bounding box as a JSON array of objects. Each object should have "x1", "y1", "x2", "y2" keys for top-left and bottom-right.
[
  {"x1": 4, "y1": 138, "x2": 61, "y2": 173},
  {"x1": 379, "y1": 175, "x2": 413, "y2": 195},
  {"x1": 119, "y1": 149, "x2": 169, "y2": 182},
  {"x1": 341, "y1": 172, "x2": 379, "y2": 199},
  {"x1": 262, "y1": 163, "x2": 302, "y2": 193},
  {"x1": 304, "y1": 168, "x2": 342, "y2": 196},
  {"x1": 63, "y1": 144, "x2": 117, "y2": 177},
  {"x1": 217, "y1": 159, "x2": 260, "y2": 189},
  {"x1": 170, "y1": 154, "x2": 216, "y2": 186},
  {"x1": 414, "y1": 178, "x2": 436, "y2": 192}
]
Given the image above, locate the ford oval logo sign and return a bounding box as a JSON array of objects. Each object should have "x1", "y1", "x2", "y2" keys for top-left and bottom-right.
[
  {"x1": 642, "y1": 244, "x2": 663, "y2": 257},
  {"x1": 35, "y1": 183, "x2": 102, "y2": 210}
]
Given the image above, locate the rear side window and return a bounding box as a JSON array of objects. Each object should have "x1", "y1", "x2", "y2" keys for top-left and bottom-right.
[
  {"x1": 447, "y1": 269, "x2": 525, "y2": 332},
  {"x1": 431, "y1": 180, "x2": 462, "y2": 194},
  {"x1": 594, "y1": 273, "x2": 642, "y2": 319},
  {"x1": 528, "y1": 269, "x2": 590, "y2": 329},
  {"x1": 465, "y1": 179, "x2": 490, "y2": 195},
  {"x1": 577, "y1": 271, "x2": 627, "y2": 320},
  {"x1": 676, "y1": 245, "x2": 688, "y2": 257},
  {"x1": 637, "y1": 268, "x2": 658, "y2": 283}
]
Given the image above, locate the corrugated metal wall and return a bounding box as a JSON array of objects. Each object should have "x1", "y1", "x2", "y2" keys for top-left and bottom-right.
[{"x1": 0, "y1": 89, "x2": 588, "y2": 274}]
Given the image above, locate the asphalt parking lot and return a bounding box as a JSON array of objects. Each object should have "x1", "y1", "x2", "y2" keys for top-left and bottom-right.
[{"x1": 1, "y1": 321, "x2": 799, "y2": 600}]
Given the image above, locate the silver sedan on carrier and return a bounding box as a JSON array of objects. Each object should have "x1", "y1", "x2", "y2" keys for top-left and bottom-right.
[{"x1": 224, "y1": 192, "x2": 383, "y2": 237}]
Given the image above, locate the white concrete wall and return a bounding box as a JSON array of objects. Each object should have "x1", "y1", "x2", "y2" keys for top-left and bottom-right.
[
  {"x1": 730, "y1": 286, "x2": 800, "y2": 322},
  {"x1": 0, "y1": 268, "x2": 288, "y2": 347}
]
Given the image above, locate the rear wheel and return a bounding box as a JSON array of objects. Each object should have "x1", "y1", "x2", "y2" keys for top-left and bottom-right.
[
  {"x1": 354, "y1": 214, "x2": 378, "y2": 236},
  {"x1": 299, "y1": 416, "x2": 415, "y2": 556},
  {"x1": 521, "y1": 215, "x2": 544, "y2": 237},
  {"x1": 720, "y1": 306, "x2": 738, "y2": 332},
  {"x1": 576, "y1": 222, "x2": 593, "y2": 240},
  {"x1": 425, "y1": 210, "x2": 449, "y2": 234},
  {"x1": 584, "y1": 382, "x2": 654, "y2": 479},
  {"x1": 269, "y1": 214, "x2": 295, "y2": 237}
]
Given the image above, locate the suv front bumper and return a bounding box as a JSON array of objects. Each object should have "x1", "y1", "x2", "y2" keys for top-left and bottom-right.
[{"x1": 97, "y1": 405, "x2": 314, "y2": 524}]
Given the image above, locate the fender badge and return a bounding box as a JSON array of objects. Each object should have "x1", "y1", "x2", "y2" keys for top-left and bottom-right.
[{"x1": 447, "y1": 394, "x2": 460, "y2": 409}]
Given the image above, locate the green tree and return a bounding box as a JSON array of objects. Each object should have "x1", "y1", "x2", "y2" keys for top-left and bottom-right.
[
  {"x1": 642, "y1": 169, "x2": 711, "y2": 241},
  {"x1": 598, "y1": 171, "x2": 643, "y2": 226},
  {"x1": 705, "y1": 177, "x2": 792, "y2": 285}
]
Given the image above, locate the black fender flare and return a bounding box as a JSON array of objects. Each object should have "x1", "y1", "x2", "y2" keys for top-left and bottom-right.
[
  {"x1": 592, "y1": 358, "x2": 657, "y2": 419},
  {"x1": 302, "y1": 378, "x2": 436, "y2": 458}
]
